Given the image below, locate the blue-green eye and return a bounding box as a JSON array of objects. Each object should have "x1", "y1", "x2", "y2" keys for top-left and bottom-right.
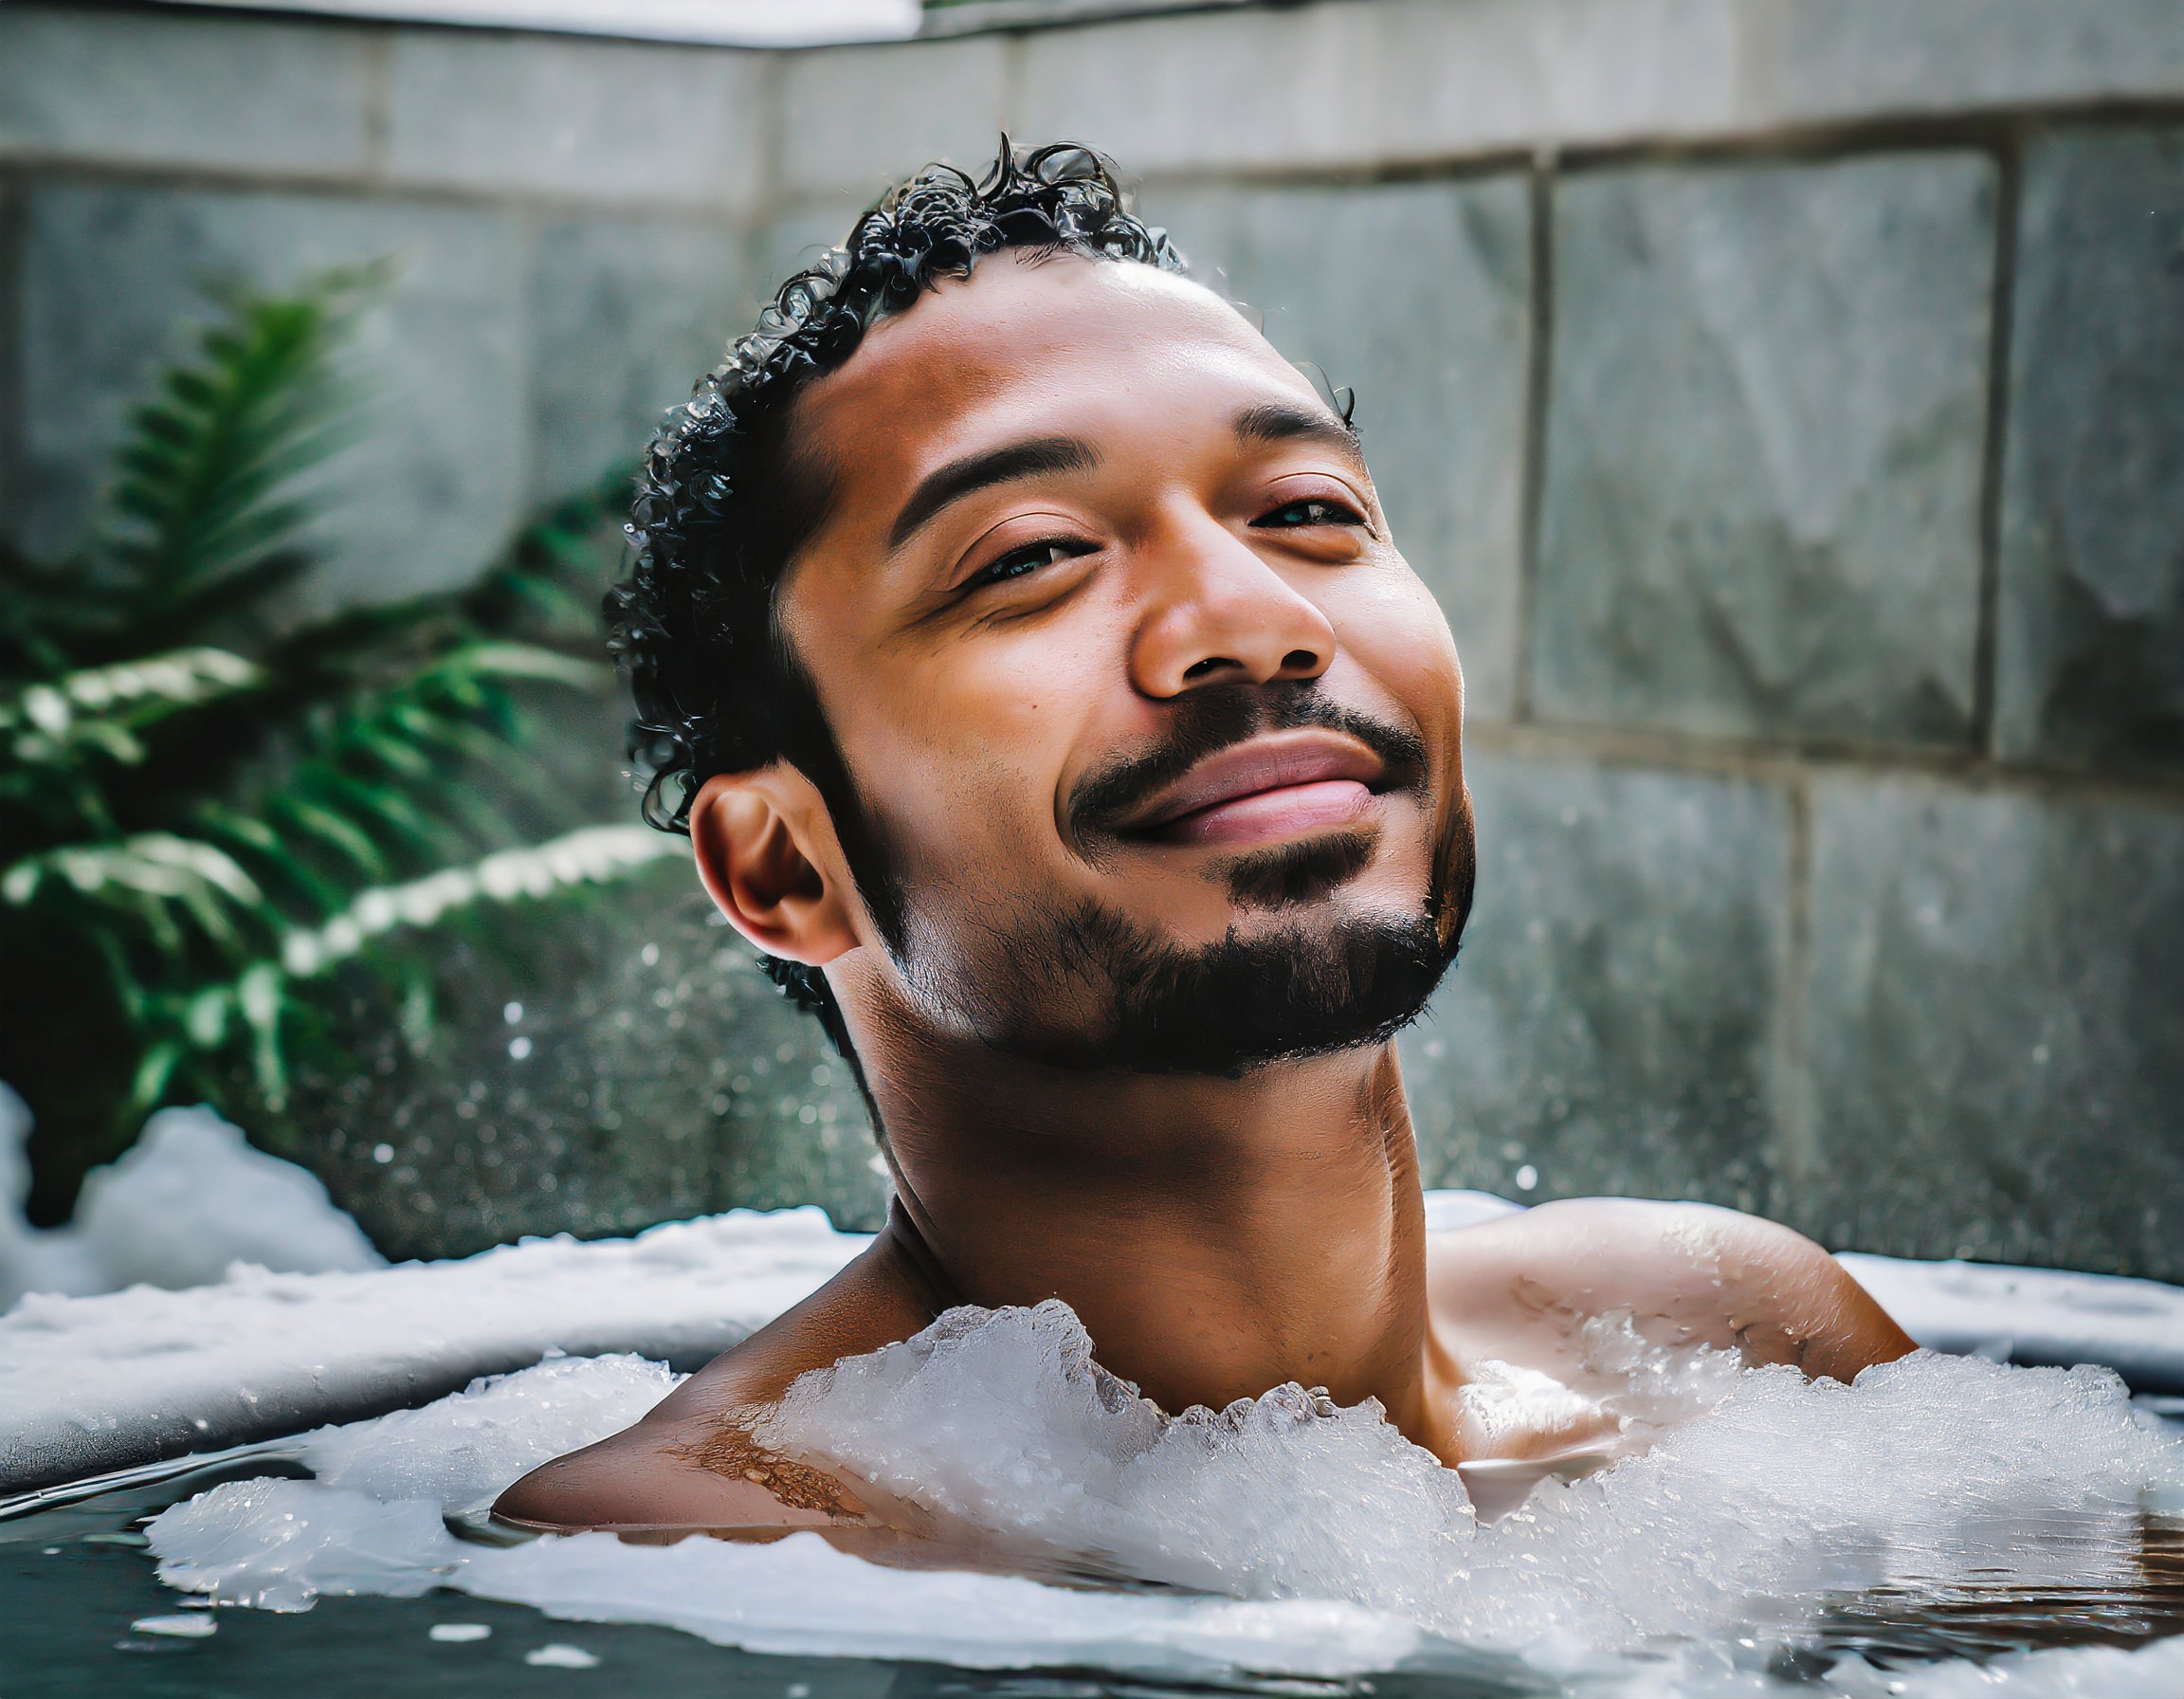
[
  {"x1": 971, "y1": 540, "x2": 1075, "y2": 587},
  {"x1": 1253, "y1": 498, "x2": 1362, "y2": 529}
]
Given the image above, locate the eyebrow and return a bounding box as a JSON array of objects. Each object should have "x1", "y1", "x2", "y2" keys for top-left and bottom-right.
[
  {"x1": 1232, "y1": 400, "x2": 1369, "y2": 472},
  {"x1": 887, "y1": 435, "x2": 1099, "y2": 551}
]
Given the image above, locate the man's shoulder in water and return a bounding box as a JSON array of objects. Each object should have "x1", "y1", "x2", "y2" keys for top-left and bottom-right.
[{"x1": 492, "y1": 1199, "x2": 1909, "y2": 1538}]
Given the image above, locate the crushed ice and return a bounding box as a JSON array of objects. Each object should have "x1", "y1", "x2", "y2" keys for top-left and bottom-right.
[{"x1": 144, "y1": 1301, "x2": 2184, "y2": 1695}]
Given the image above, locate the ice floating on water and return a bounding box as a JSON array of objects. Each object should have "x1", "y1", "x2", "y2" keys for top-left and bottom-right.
[
  {"x1": 0, "y1": 1203, "x2": 861, "y2": 1493},
  {"x1": 144, "y1": 1300, "x2": 2184, "y2": 1696},
  {"x1": 0, "y1": 1086, "x2": 382, "y2": 1311},
  {"x1": 129, "y1": 1612, "x2": 217, "y2": 1638},
  {"x1": 525, "y1": 1643, "x2": 601, "y2": 1669}
]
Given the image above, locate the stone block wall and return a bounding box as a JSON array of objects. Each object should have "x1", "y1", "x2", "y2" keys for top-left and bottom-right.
[{"x1": 3, "y1": 0, "x2": 2180, "y2": 1275}]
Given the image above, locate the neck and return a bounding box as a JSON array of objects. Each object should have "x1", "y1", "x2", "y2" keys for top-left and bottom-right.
[{"x1": 842, "y1": 989, "x2": 1453, "y2": 1457}]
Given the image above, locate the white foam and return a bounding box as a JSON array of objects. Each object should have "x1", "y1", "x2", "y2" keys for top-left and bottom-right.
[
  {"x1": 143, "y1": 1302, "x2": 2184, "y2": 1695},
  {"x1": 0, "y1": 1087, "x2": 382, "y2": 1310},
  {"x1": 1, "y1": 1204, "x2": 862, "y2": 1488}
]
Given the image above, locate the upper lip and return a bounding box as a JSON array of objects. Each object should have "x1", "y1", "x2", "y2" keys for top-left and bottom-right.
[{"x1": 1124, "y1": 729, "x2": 1387, "y2": 833}]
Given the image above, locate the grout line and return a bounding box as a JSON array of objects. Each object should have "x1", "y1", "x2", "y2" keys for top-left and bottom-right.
[
  {"x1": 1462, "y1": 717, "x2": 2184, "y2": 813},
  {"x1": 1511, "y1": 155, "x2": 1556, "y2": 724},
  {"x1": 1121, "y1": 98, "x2": 2184, "y2": 197},
  {"x1": 1969, "y1": 136, "x2": 2024, "y2": 758},
  {"x1": 5, "y1": 98, "x2": 2175, "y2": 228},
  {"x1": 360, "y1": 27, "x2": 391, "y2": 186},
  {"x1": 513, "y1": 204, "x2": 541, "y2": 515},
  {"x1": 0, "y1": 171, "x2": 23, "y2": 542},
  {"x1": 749, "y1": 44, "x2": 790, "y2": 275},
  {"x1": 1774, "y1": 770, "x2": 1816, "y2": 1197},
  {"x1": 0, "y1": 155, "x2": 765, "y2": 229},
  {"x1": 996, "y1": 26, "x2": 1030, "y2": 143}
]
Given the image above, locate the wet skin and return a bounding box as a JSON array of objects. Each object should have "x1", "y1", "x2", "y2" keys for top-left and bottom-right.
[{"x1": 496, "y1": 254, "x2": 1913, "y2": 1540}]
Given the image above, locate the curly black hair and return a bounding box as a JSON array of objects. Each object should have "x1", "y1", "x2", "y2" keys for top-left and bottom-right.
[{"x1": 607, "y1": 138, "x2": 1187, "y2": 1063}]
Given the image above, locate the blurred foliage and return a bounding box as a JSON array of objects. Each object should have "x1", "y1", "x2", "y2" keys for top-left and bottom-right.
[{"x1": 0, "y1": 269, "x2": 673, "y2": 1222}]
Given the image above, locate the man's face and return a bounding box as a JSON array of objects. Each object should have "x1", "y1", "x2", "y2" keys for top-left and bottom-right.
[{"x1": 775, "y1": 253, "x2": 1473, "y2": 1071}]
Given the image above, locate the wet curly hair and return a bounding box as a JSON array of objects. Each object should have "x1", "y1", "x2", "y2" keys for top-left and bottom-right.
[{"x1": 607, "y1": 139, "x2": 1187, "y2": 1062}]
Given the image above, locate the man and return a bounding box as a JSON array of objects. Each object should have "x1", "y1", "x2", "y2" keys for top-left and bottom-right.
[{"x1": 497, "y1": 142, "x2": 1910, "y2": 1538}]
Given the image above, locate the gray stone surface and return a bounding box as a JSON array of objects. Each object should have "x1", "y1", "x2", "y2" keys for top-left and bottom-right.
[
  {"x1": 1770, "y1": 0, "x2": 2184, "y2": 120},
  {"x1": 1993, "y1": 126, "x2": 2184, "y2": 774},
  {"x1": 0, "y1": 5, "x2": 373, "y2": 177},
  {"x1": 13, "y1": 184, "x2": 527, "y2": 612},
  {"x1": 1533, "y1": 155, "x2": 1996, "y2": 746},
  {"x1": 0, "y1": 183, "x2": 19, "y2": 542},
  {"x1": 528, "y1": 216, "x2": 749, "y2": 500},
  {"x1": 776, "y1": 36, "x2": 1010, "y2": 200},
  {"x1": 383, "y1": 29, "x2": 766, "y2": 211},
  {"x1": 751, "y1": 199, "x2": 867, "y2": 310},
  {"x1": 1793, "y1": 776, "x2": 2184, "y2": 1281},
  {"x1": 1399, "y1": 754, "x2": 1791, "y2": 1212},
  {"x1": 1010, "y1": 0, "x2": 1746, "y2": 175},
  {"x1": 1144, "y1": 177, "x2": 1531, "y2": 722},
  {"x1": 290, "y1": 866, "x2": 889, "y2": 1260}
]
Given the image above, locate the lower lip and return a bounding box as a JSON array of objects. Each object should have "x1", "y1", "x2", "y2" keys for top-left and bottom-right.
[{"x1": 1158, "y1": 778, "x2": 1376, "y2": 847}]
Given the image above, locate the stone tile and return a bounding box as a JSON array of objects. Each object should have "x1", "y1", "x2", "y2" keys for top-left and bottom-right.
[
  {"x1": 1143, "y1": 177, "x2": 1532, "y2": 722},
  {"x1": 291, "y1": 872, "x2": 889, "y2": 1259},
  {"x1": 1367, "y1": 0, "x2": 1745, "y2": 161},
  {"x1": 0, "y1": 5, "x2": 373, "y2": 177},
  {"x1": 1993, "y1": 126, "x2": 2184, "y2": 774},
  {"x1": 752, "y1": 198, "x2": 868, "y2": 301},
  {"x1": 1794, "y1": 776, "x2": 2184, "y2": 1279},
  {"x1": 1769, "y1": 0, "x2": 2184, "y2": 121},
  {"x1": 1011, "y1": 0, "x2": 1745, "y2": 176},
  {"x1": 1010, "y1": 4, "x2": 1380, "y2": 175},
  {"x1": 1533, "y1": 155, "x2": 1996, "y2": 745},
  {"x1": 528, "y1": 216, "x2": 749, "y2": 501},
  {"x1": 14, "y1": 185, "x2": 527, "y2": 613},
  {"x1": 384, "y1": 30, "x2": 765, "y2": 211},
  {"x1": 775, "y1": 36, "x2": 1010, "y2": 200},
  {"x1": 1399, "y1": 754, "x2": 1792, "y2": 1211}
]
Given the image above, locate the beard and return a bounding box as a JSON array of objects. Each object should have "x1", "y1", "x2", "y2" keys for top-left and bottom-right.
[{"x1": 827, "y1": 680, "x2": 1475, "y2": 1076}]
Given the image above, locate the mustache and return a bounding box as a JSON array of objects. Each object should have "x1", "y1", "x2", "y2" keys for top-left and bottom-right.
[{"x1": 1066, "y1": 681, "x2": 1431, "y2": 842}]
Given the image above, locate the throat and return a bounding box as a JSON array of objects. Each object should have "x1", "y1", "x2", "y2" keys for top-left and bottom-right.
[{"x1": 871, "y1": 1039, "x2": 1446, "y2": 1449}]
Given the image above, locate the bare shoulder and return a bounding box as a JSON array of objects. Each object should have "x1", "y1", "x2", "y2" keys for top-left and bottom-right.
[
  {"x1": 492, "y1": 1225, "x2": 943, "y2": 1535},
  {"x1": 1427, "y1": 1197, "x2": 1916, "y2": 1382}
]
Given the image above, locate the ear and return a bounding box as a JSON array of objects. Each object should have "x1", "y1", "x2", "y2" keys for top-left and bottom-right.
[{"x1": 687, "y1": 768, "x2": 862, "y2": 967}]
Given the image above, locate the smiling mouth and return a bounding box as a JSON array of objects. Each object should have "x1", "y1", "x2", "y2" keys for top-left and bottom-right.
[{"x1": 1125, "y1": 730, "x2": 1389, "y2": 850}]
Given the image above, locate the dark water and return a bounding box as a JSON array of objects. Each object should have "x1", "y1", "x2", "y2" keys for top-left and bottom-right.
[
  {"x1": 1811, "y1": 1518, "x2": 2184, "y2": 1668},
  {"x1": 0, "y1": 1465, "x2": 1541, "y2": 1699},
  {"x1": 8, "y1": 1454, "x2": 2184, "y2": 1698}
]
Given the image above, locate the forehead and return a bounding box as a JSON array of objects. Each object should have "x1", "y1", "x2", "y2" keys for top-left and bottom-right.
[{"x1": 788, "y1": 253, "x2": 1331, "y2": 505}]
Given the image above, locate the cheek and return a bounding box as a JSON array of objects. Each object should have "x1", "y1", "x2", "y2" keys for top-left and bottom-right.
[
  {"x1": 846, "y1": 635, "x2": 1109, "y2": 869},
  {"x1": 1332, "y1": 559, "x2": 1465, "y2": 737}
]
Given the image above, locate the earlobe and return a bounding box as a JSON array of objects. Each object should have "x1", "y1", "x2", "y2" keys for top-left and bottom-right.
[{"x1": 688, "y1": 772, "x2": 861, "y2": 967}]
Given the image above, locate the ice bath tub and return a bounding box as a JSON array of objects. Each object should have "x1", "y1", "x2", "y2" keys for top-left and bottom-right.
[{"x1": 8, "y1": 1194, "x2": 2184, "y2": 1698}]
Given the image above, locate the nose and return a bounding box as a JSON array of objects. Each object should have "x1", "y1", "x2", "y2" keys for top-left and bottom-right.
[{"x1": 1129, "y1": 514, "x2": 1338, "y2": 699}]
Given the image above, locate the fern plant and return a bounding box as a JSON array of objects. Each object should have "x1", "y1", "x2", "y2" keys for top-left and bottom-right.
[{"x1": 0, "y1": 272, "x2": 676, "y2": 1222}]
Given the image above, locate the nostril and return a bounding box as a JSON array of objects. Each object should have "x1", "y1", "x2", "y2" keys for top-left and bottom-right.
[
  {"x1": 1283, "y1": 649, "x2": 1320, "y2": 672},
  {"x1": 1184, "y1": 656, "x2": 1239, "y2": 681}
]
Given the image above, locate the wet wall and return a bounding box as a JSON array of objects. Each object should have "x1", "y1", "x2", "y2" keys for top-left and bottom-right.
[{"x1": 1, "y1": 0, "x2": 2179, "y2": 1275}]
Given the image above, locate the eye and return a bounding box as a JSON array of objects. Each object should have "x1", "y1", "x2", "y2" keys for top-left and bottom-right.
[
  {"x1": 1252, "y1": 497, "x2": 1364, "y2": 530},
  {"x1": 966, "y1": 539, "x2": 1082, "y2": 590}
]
